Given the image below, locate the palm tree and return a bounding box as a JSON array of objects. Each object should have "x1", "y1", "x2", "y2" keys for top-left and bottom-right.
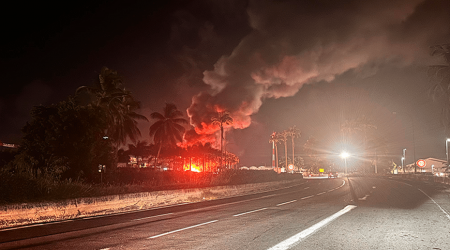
[
  {"x1": 76, "y1": 67, "x2": 148, "y2": 145},
  {"x1": 303, "y1": 136, "x2": 318, "y2": 173},
  {"x1": 287, "y1": 126, "x2": 301, "y2": 166},
  {"x1": 211, "y1": 111, "x2": 233, "y2": 169},
  {"x1": 341, "y1": 115, "x2": 377, "y2": 172},
  {"x1": 279, "y1": 130, "x2": 288, "y2": 170},
  {"x1": 429, "y1": 44, "x2": 450, "y2": 132},
  {"x1": 109, "y1": 97, "x2": 149, "y2": 145},
  {"x1": 341, "y1": 115, "x2": 377, "y2": 150},
  {"x1": 149, "y1": 103, "x2": 188, "y2": 166},
  {"x1": 357, "y1": 116, "x2": 377, "y2": 150},
  {"x1": 366, "y1": 135, "x2": 388, "y2": 174},
  {"x1": 127, "y1": 140, "x2": 150, "y2": 159},
  {"x1": 269, "y1": 132, "x2": 281, "y2": 171}
]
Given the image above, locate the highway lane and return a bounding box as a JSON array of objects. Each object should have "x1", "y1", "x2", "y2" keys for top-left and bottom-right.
[
  {"x1": 296, "y1": 177, "x2": 450, "y2": 250},
  {"x1": 0, "y1": 178, "x2": 349, "y2": 249},
  {"x1": 2, "y1": 176, "x2": 450, "y2": 249}
]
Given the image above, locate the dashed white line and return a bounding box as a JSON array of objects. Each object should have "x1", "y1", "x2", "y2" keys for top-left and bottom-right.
[
  {"x1": 148, "y1": 220, "x2": 218, "y2": 239},
  {"x1": 304, "y1": 187, "x2": 310, "y2": 189},
  {"x1": 300, "y1": 195, "x2": 315, "y2": 200},
  {"x1": 233, "y1": 207, "x2": 268, "y2": 217},
  {"x1": 316, "y1": 192, "x2": 326, "y2": 196},
  {"x1": 267, "y1": 205, "x2": 357, "y2": 250},
  {"x1": 133, "y1": 213, "x2": 173, "y2": 221},
  {"x1": 276, "y1": 200, "x2": 297, "y2": 206}
]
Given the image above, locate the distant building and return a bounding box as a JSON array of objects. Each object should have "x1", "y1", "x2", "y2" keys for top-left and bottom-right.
[
  {"x1": 240, "y1": 165, "x2": 274, "y2": 171},
  {"x1": 0, "y1": 142, "x2": 18, "y2": 148},
  {"x1": 405, "y1": 158, "x2": 448, "y2": 176}
]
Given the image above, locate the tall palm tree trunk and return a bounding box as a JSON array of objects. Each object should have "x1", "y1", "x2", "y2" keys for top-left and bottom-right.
[
  {"x1": 292, "y1": 138, "x2": 295, "y2": 165},
  {"x1": 154, "y1": 143, "x2": 162, "y2": 167},
  {"x1": 220, "y1": 126, "x2": 224, "y2": 170},
  {"x1": 275, "y1": 144, "x2": 279, "y2": 173},
  {"x1": 284, "y1": 140, "x2": 288, "y2": 171}
]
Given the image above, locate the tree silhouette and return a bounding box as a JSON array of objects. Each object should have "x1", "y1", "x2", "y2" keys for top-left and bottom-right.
[
  {"x1": 287, "y1": 126, "x2": 301, "y2": 166},
  {"x1": 76, "y1": 67, "x2": 148, "y2": 146},
  {"x1": 279, "y1": 130, "x2": 288, "y2": 170},
  {"x1": 341, "y1": 115, "x2": 377, "y2": 172},
  {"x1": 211, "y1": 112, "x2": 233, "y2": 169},
  {"x1": 269, "y1": 132, "x2": 281, "y2": 171},
  {"x1": 149, "y1": 103, "x2": 188, "y2": 166},
  {"x1": 429, "y1": 44, "x2": 450, "y2": 133}
]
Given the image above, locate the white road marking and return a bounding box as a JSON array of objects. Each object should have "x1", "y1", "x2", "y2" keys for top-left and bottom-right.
[
  {"x1": 148, "y1": 220, "x2": 218, "y2": 239},
  {"x1": 300, "y1": 195, "x2": 315, "y2": 200},
  {"x1": 316, "y1": 192, "x2": 326, "y2": 195},
  {"x1": 276, "y1": 200, "x2": 297, "y2": 206},
  {"x1": 358, "y1": 195, "x2": 370, "y2": 201},
  {"x1": 233, "y1": 207, "x2": 268, "y2": 217},
  {"x1": 304, "y1": 187, "x2": 310, "y2": 189},
  {"x1": 133, "y1": 213, "x2": 173, "y2": 221},
  {"x1": 267, "y1": 205, "x2": 357, "y2": 250},
  {"x1": 389, "y1": 179, "x2": 413, "y2": 187},
  {"x1": 418, "y1": 189, "x2": 450, "y2": 221},
  {"x1": 261, "y1": 194, "x2": 278, "y2": 199}
]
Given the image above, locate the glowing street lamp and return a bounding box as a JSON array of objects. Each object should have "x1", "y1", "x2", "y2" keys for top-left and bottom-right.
[
  {"x1": 446, "y1": 138, "x2": 450, "y2": 168},
  {"x1": 402, "y1": 148, "x2": 406, "y2": 173},
  {"x1": 401, "y1": 157, "x2": 405, "y2": 173},
  {"x1": 340, "y1": 151, "x2": 350, "y2": 175}
]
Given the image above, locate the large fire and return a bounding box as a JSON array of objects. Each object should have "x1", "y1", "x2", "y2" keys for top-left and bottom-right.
[
  {"x1": 179, "y1": 150, "x2": 239, "y2": 172},
  {"x1": 184, "y1": 163, "x2": 202, "y2": 172}
]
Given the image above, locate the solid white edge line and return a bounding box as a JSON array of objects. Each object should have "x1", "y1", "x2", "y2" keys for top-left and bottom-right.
[
  {"x1": 148, "y1": 220, "x2": 218, "y2": 239},
  {"x1": 267, "y1": 205, "x2": 357, "y2": 250},
  {"x1": 418, "y1": 189, "x2": 450, "y2": 221},
  {"x1": 132, "y1": 213, "x2": 173, "y2": 221},
  {"x1": 233, "y1": 207, "x2": 268, "y2": 217},
  {"x1": 276, "y1": 200, "x2": 297, "y2": 206},
  {"x1": 1, "y1": 182, "x2": 307, "y2": 232}
]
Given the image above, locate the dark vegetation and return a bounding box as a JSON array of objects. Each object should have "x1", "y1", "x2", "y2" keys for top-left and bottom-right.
[
  {"x1": 0, "y1": 67, "x2": 298, "y2": 205},
  {"x1": 0, "y1": 167, "x2": 302, "y2": 205}
]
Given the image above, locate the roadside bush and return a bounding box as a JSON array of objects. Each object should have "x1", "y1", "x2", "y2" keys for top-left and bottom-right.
[{"x1": 0, "y1": 168, "x2": 302, "y2": 205}]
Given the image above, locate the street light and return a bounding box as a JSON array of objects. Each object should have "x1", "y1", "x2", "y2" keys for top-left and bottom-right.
[
  {"x1": 401, "y1": 156, "x2": 405, "y2": 173},
  {"x1": 402, "y1": 148, "x2": 406, "y2": 173},
  {"x1": 340, "y1": 151, "x2": 350, "y2": 175},
  {"x1": 393, "y1": 112, "x2": 416, "y2": 173},
  {"x1": 446, "y1": 138, "x2": 450, "y2": 169},
  {"x1": 98, "y1": 164, "x2": 106, "y2": 184}
]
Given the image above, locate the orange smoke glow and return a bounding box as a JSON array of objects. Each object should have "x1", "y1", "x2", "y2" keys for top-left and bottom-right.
[{"x1": 195, "y1": 122, "x2": 218, "y2": 135}]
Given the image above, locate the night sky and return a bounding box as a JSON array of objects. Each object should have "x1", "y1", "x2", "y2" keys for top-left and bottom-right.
[{"x1": 1, "y1": 0, "x2": 449, "y2": 167}]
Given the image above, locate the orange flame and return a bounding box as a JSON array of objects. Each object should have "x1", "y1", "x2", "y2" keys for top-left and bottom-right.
[{"x1": 183, "y1": 163, "x2": 202, "y2": 172}]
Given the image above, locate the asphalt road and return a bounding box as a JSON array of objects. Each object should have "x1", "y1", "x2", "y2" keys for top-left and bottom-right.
[{"x1": 1, "y1": 176, "x2": 450, "y2": 250}]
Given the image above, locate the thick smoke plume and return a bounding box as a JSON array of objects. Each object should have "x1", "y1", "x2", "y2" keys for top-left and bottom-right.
[{"x1": 186, "y1": 0, "x2": 450, "y2": 145}]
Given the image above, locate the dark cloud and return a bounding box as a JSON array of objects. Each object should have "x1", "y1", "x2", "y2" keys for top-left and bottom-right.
[
  {"x1": 187, "y1": 0, "x2": 450, "y2": 139},
  {"x1": 1, "y1": 0, "x2": 449, "y2": 165}
]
